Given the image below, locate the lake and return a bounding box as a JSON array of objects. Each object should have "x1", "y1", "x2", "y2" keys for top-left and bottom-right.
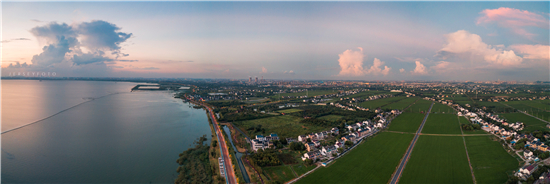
[{"x1": 1, "y1": 80, "x2": 212, "y2": 183}]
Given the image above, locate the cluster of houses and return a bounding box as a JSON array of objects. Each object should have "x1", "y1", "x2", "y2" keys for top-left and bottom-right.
[
  {"x1": 301, "y1": 111, "x2": 399, "y2": 161},
  {"x1": 330, "y1": 94, "x2": 398, "y2": 112},
  {"x1": 251, "y1": 133, "x2": 280, "y2": 151},
  {"x1": 517, "y1": 164, "x2": 538, "y2": 179}
]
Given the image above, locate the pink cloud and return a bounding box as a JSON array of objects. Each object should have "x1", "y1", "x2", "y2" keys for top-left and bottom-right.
[
  {"x1": 337, "y1": 47, "x2": 391, "y2": 76},
  {"x1": 437, "y1": 30, "x2": 523, "y2": 66},
  {"x1": 338, "y1": 47, "x2": 365, "y2": 76},
  {"x1": 411, "y1": 61, "x2": 428, "y2": 75},
  {"x1": 509, "y1": 44, "x2": 550, "y2": 60},
  {"x1": 477, "y1": 7, "x2": 549, "y2": 39}
]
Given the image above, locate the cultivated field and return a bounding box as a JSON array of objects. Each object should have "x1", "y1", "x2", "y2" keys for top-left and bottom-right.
[
  {"x1": 465, "y1": 136, "x2": 519, "y2": 184},
  {"x1": 318, "y1": 115, "x2": 343, "y2": 122},
  {"x1": 498, "y1": 113, "x2": 549, "y2": 132},
  {"x1": 399, "y1": 136, "x2": 473, "y2": 184},
  {"x1": 421, "y1": 114, "x2": 462, "y2": 134},
  {"x1": 233, "y1": 115, "x2": 328, "y2": 138},
  {"x1": 263, "y1": 165, "x2": 296, "y2": 182},
  {"x1": 296, "y1": 132, "x2": 414, "y2": 184},
  {"x1": 292, "y1": 164, "x2": 317, "y2": 176},
  {"x1": 406, "y1": 99, "x2": 433, "y2": 113},
  {"x1": 430, "y1": 102, "x2": 456, "y2": 113},
  {"x1": 382, "y1": 97, "x2": 419, "y2": 110},
  {"x1": 358, "y1": 96, "x2": 407, "y2": 109},
  {"x1": 277, "y1": 108, "x2": 303, "y2": 113},
  {"x1": 505, "y1": 100, "x2": 550, "y2": 121},
  {"x1": 387, "y1": 112, "x2": 425, "y2": 133}
]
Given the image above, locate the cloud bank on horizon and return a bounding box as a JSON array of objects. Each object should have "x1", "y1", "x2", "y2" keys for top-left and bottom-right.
[{"x1": 2, "y1": 2, "x2": 548, "y2": 80}]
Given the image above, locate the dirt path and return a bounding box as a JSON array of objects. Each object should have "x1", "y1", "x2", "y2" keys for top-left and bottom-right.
[{"x1": 458, "y1": 115, "x2": 477, "y2": 184}]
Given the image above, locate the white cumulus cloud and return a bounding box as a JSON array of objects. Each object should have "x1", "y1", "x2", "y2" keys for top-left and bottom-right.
[
  {"x1": 411, "y1": 61, "x2": 428, "y2": 75},
  {"x1": 436, "y1": 30, "x2": 523, "y2": 66},
  {"x1": 337, "y1": 47, "x2": 391, "y2": 76}
]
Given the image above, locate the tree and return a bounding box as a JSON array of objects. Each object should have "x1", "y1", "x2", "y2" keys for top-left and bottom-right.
[
  {"x1": 345, "y1": 141, "x2": 353, "y2": 146},
  {"x1": 337, "y1": 148, "x2": 344, "y2": 153},
  {"x1": 514, "y1": 142, "x2": 525, "y2": 150},
  {"x1": 307, "y1": 138, "x2": 312, "y2": 143},
  {"x1": 304, "y1": 158, "x2": 314, "y2": 166},
  {"x1": 280, "y1": 138, "x2": 288, "y2": 145},
  {"x1": 290, "y1": 142, "x2": 306, "y2": 151}
]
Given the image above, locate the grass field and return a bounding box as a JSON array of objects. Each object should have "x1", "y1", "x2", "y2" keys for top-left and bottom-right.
[
  {"x1": 430, "y1": 103, "x2": 456, "y2": 113},
  {"x1": 263, "y1": 165, "x2": 296, "y2": 182},
  {"x1": 318, "y1": 115, "x2": 343, "y2": 122},
  {"x1": 234, "y1": 115, "x2": 329, "y2": 138},
  {"x1": 406, "y1": 99, "x2": 433, "y2": 113},
  {"x1": 292, "y1": 164, "x2": 317, "y2": 176},
  {"x1": 399, "y1": 136, "x2": 473, "y2": 184},
  {"x1": 277, "y1": 108, "x2": 303, "y2": 113},
  {"x1": 498, "y1": 113, "x2": 549, "y2": 132},
  {"x1": 387, "y1": 112, "x2": 425, "y2": 133},
  {"x1": 421, "y1": 114, "x2": 462, "y2": 134},
  {"x1": 465, "y1": 136, "x2": 519, "y2": 184},
  {"x1": 272, "y1": 90, "x2": 337, "y2": 98},
  {"x1": 296, "y1": 132, "x2": 414, "y2": 184},
  {"x1": 358, "y1": 96, "x2": 407, "y2": 109},
  {"x1": 382, "y1": 97, "x2": 419, "y2": 110}
]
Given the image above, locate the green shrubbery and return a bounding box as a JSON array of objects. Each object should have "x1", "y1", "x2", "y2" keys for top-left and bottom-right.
[{"x1": 175, "y1": 135, "x2": 213, "y2": 184}]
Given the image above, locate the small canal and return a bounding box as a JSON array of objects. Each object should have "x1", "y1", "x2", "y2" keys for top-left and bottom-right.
[{"x1": 222, "y1": 126, "x2": 250, "y2": 183}]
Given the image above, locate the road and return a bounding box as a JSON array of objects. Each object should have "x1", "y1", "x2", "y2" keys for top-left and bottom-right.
[
  {"x1": 186, "y1": 96, "x2": 237, "y2": 184},
  {"x1": 389, "y1": 102, "x2": 434, "y2": 184}
]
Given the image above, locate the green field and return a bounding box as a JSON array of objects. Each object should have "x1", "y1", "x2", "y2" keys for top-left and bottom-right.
[
  {"x1": 296, "y1": 132, "x2": 414, "y2": 184},
  {"x1": 421, "y1": 114, "x2": 462, "y2": 134},
  {"x1": 506, "y1": 100, "x2": 550, "y2": 111},
  {"x1": 406, "y1": 99, "x2": 433, "y2": 113},
  {"x1": 399, "y1": 136, "x2": 473, "y2": 184},
  {"x1": 358, "y1": 96, "x2": 407, "y2": 109},
  {"x1": 450, "y1": 96, "x2": 471, "y2": 101},
  {"x1": 498, "y1": 113, "x2": 549, "y2": 132},
  {"x1": 234, "y1": 115, "x2": 329, "y2": 138},
  {"x1": 273, "y1": 90, "x2": 337, "y2": 98},
  {"x1": 387, "y1": 112, "x2": 425, "y2": 133},
  {"x1": 292, "y1": 164, "x2": 317, "y2": 176},
  {"x1": 382, "y1": 97, "x2": 419, "y2": 110},
  {"x1": 430, "y1": 103, "x2": 456, "y2": 113},
  {"x1": 318, "y1": 115, "x2": 343, "y2": 122},
  {"x1": 277, "y1": 108, "x2": 303, "y2": 113},
  {"x1": 504, "y1": 100, "x2": 550, "y2": 121},
  {"x1": 465, "y1": 136, "x2": 519, "y2": 183},
  {"x1": 263, "y1": 165, "x2": 296, "y2": 182}
]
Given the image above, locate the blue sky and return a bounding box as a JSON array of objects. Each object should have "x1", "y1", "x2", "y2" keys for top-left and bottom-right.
[{"x1": 2, "y1": 2, "x2": 549, "y2": 80}]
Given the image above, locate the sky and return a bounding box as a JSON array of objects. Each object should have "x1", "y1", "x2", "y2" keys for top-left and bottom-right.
[{"x1": 1, "y1": 1, "x2": 549, "y2": 81}]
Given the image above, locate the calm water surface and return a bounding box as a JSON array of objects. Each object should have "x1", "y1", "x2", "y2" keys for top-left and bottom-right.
[{"x1": 2, "y1": 80, "x2": 212, "y2": 183}]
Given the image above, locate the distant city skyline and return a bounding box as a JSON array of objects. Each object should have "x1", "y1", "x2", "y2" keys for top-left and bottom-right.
[{"x1": 2, "y1": 1, "x2": 549, "y2": 80}]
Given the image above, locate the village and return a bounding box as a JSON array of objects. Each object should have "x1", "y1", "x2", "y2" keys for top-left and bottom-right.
[{"x1": 248, "y1": 109, "x2": 400, "y2": 167}]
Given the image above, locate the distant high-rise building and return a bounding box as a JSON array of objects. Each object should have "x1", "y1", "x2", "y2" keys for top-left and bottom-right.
[
  {"x1": 249, "y1": 77, "x2": 252, "y2": 83},
  {"x1": 255, "y1": 77, "x2": 258, "y2": 83}
]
